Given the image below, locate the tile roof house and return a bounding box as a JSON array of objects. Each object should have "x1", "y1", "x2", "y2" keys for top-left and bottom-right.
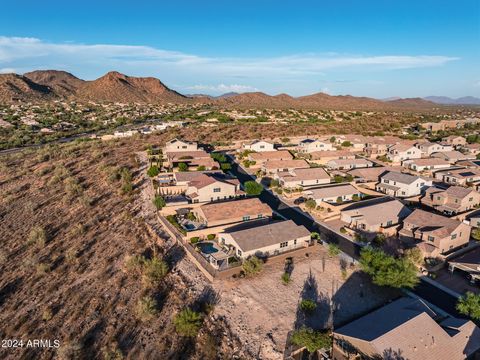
[
  {"x1": 164, "y1": 138, "x2": 198, "y2": 152},
  {"x1": 399, "y1": 209, "x2": 471, "y2": 257},
  {"x1": 386, "y1": 143, "x2": 422, "y2": 163},
  {"x1": 347, "y1": 166, "x2": 401, "y2": 183},
  {"x1": 304, "y1": 183, "x2": 362, "y2": 205},
  {"x1": 333, "y1": 297, "x2": 480, "y2": 360},
  {"x1": 463, "y1": 143, "x2": 480, "y2": 156},
  {"x1": 448, "y1": 246, "x2": 480, "y2": 283},
  {"x1": 432, "y1": 150, "x2": 476, "y2": 163},
  {"x1": 164, "y1": 150, "x2": 218, "y2": 170},
  {"x1": 443, "y1": 135, "x2": 467, "y2": 147},
  {"x1": 297, "y1": 138, "x2": 334, "y2": 153},
  {"x1": 248, "y1": 150, "x2": 293, "y2": 165},
  {"x1": 274, "y1": 167, "x2": 331, "y2": 189},
  {"x1": 326, "y1": 158, "x2": 373, "y2": 170},
  {"x1": 402, "y1": 157, "x2": 451, "y2": 172},
  {"x1": 242, "y1": 140, "x2": 276, "y2": 152},
  {"x1": 434, "y1": 167, "x2": 480, "y2": 186},
  {"x1": 376, "y1": 171, "x2": 432, "y2": 197},
  {"x1": 262, "y1": 159, "x2": 310, "y2": 174},
  {"x1": 422, "y1": 186, "x2": 480, "y2": 215},
  {"x1": 193, "y1": 198, "x2": 272, "y2": 228},
  {"x1": 183, "y1": 172, "x2": 244, "y2": 203},
  {"x1": 218, "y1": 220, "x2": 311, "y2": 259},
  {"x1": 415, "y1": 141, "x2": 453, "y2": 156},
  {"x1": 340, "y1": 198, "x2": 412, "y2": 233},
  {"x1": 309, "y1": 150, "x2": 356, "y2": 164}
]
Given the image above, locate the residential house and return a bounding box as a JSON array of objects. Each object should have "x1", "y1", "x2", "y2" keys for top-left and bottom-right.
[
  {"x1": 242, "y1": 140, "x2": 275, "y2": 152},
  {"x1": 164, "y1": 150, "x2": 217, "y2": 170},
  {"x1": 386, "y1": 143, "x2": 422, "y2": 163},
  {"x1": 402, "y1": 158, "x2": 451, "y2": 172},
  {"x1": 340, "y1": 198, "x2": 412, "y2": 235},
  {"x1": 304, "y1": 183, "x2": 362, "y2": 206},
  {"x1": 309, "y1": 150, "x2": 356, "y2": 164},
  {"x1": 463, "y1": 143, "x2": 480, "y2": 156},
  {"x1": 274, "y1": 167, "x2": 331, "y2": 189},
  {"x1": 421, "y1": 186, "x2": 480, "y2": 215},
  {"x1": 184, "y1": 172, "x2": 244, "y2": 203},
  {"x1": 399, "y1": 209, "x2": 471, "y2": 257},
  {"x1": 164, "y1": 138, "x2": 198, "y2": 152},
  {"x1": 448, "y1": 246, "x2": 480, "y2": 284},
  {"x1": 432, "y1": 150, "x2": 475, "y2": 163},
  {"x1": 335, "y1": 135, "x2": 368, "y2": 151},
  {"x1": 347, "y1": 166, "x2": 401, "y2": 183},
  {"x1": 297, "y1": 138, "x2": 334, "y2": 153},
  {"x1": 326, "y1": 158, "x2": 373, "y2": 170},
  {"x1": 218, "y1": 220, "x2": 311, "y2": 259},
  {"x1": 415, "y1": 141, "x2": 453, "y2": 156},
  {"x1": 193, "y1": 198, "x2": 272, "y2": 228},
  {"x1": 333, "y1": 297, "x2": 480, "y2": 360},
  {"x1": 262, "y1": 159, "x2": 309, "y2": 174},
  {"x1": 434, "y1": 168, "x2": 480, "y2": 186},
  {"x1": 248, "y1": 150, "x2": 293, "y2": 167},
  {"x1": 443, "y1": 135, "x2": 467, "y2": 147},
  {"x1": 376, "y1": 171, "x2": 432, "y2": 197}
]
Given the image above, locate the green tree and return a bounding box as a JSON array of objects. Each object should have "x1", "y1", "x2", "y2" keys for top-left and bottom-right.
[
  {"x1": 341, "y1": 141, "x2": 352, "y2": 147},
  {"x1": 457, "y1": 292, "x2": 480, "y2": 320},
  {"x1": 242, "y1": 256, "x2": 263, "y2": 276},
  {"x1": 177, "y1": 162, "x2": 188, "y2": 172},
  {"x1": 472, "y1": 227, "x2": 480, "y2": 241},
  {"x1": 290, "y1": 327, "x2": 331, "y2": 353},
  {"x1": 152, "y1": 195, "x2": 166, "y2": 210},
  {"x1": 359, "y1": 247, "x2": 418, "y2": 289},
  {"x1": 147, "y1": 165, "x2": 160, "y2": 177},
  {"x1": 174, "y1": 309, "x2": 203, "y2": 337},
  {"x1": 220, "y1": 162, "x2": 232, "y2": 172},
  {"x1": 244, "y1": 181, "x2": 263, "y2": 196}
]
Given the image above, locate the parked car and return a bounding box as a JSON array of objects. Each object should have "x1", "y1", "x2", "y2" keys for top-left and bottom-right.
[{"x1": 294, "y1": 197, "x2": 306, "y2": 205}]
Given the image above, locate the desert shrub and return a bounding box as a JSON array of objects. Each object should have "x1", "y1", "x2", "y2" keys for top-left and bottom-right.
[
  {"x1": 328, "y1": 243, "x2": 341, "y2": 257},
  {"x1": 190, "y1": 237, "x2": 200, "y2": 244},
  {"x1": 290, "y1": 327, "x2": 331, "y2": 353},
  {"x1": 339, "y1": 227, "x2": 347, "y2": 234},
  {"x1": 472, "y1": 228, "x2": 480, "y2": 241},
  {"x1": 300, "y1": 299, "x2": 317, "y2": 313},
  {"x1": 36, "y1": 262, "x2": 51, "y2": 274},
  {"x1": 197, "y1": 165, "x2": 206, "y2": 171},
  {"x1": 207, "y1": 234, "x2": 216, "y2": 241},
  {"x1": 174, "y1": 309, "x2": 203, "y2": 337},
  {"x1": 281, "y1": 272, "x2": 291, "y2": 285},
  {"x1": 101, "y1": 342, "x2": 124, "y2": 360},
  {"x1": 28, "y1": 226, "x2": 47, "y2": 247},
  {"x1": 305, "y1": 199, "x2": 316, "y2": 210},
  {"x1": 42, "y1": 307, "x2": 53, "y2": 321},
  {"x1": 135, "y1": 295, "x2": 158, "y2": 321},
  {"x1": 242, "y1": 256, "x2": 263, "y2": 276},
  {"x1": 142, "y1": 257, "x2": 169, "y2": 287}
]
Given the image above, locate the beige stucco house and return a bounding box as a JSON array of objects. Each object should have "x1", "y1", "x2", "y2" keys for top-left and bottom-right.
[
  {"x1": 242, "y1": 140, "x2": 275, "y2": 152},
  {"x1": 164, "y1": 138, "x2": 198, "y2": 152},
  {"x1": 297, "y1": 138, "x2": 334, "y2": 153},
  {"x1": 274, "y1": 167, "x2": 331, "y2": 189},
  {"x1": 218, "y1": 220, "x2": 311, "y2": 259},
  {"x1": 376, "y1": 171, "x2": 432, "y2": 197},
  {"x1": 421, "y1": 186, "x2": 480, "y2": 215}
]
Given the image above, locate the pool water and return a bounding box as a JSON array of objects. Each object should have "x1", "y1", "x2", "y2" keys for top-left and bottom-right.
[
  {"x1": 183, "y1": 223, "x2": 196, "y2": 230},
  {"x1": 198, "y1": 242, "x2": 218, "y2": 254}
]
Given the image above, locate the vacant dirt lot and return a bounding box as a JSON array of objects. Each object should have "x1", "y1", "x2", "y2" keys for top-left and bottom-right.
[{"x1": 213, "y1": 246, "x2": 398, "y2": 359}]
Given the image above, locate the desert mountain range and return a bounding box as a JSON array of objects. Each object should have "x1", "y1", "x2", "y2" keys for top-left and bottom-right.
[{"x1": 0, "y1": 70, "x2": 478, "y2": 110}]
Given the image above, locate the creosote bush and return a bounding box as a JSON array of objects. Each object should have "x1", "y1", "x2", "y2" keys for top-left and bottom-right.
[
  {"x1": 135, "y1": 295, "x2": 158, "y2": 321},
  {"x1": 173, "y1": 308, "x2": 203, "y2": 337},
  {"x1": 28, "y1": 226, "x2": 47, "y2": 247},
  {"x1": 242, "y1": 256, "x2": 263, "y2": 277}
]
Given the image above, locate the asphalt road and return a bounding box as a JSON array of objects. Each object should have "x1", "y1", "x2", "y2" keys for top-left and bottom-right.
[{"x1": 227, "y1": 155, "x2": 463, "y2": 317}]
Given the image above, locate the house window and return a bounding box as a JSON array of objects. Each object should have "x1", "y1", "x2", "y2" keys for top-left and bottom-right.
[
  {"x1": 280, "y1": 241, "x2": 288, "y2": 248},
  {"x1": 242, "y1": 216, "x2": 250, "y2": 221},
  {"x1": 182, "y1": 145, "x2": 187, "y2": 149},
  {"x1": 428, "y1": 236, "x2": 434, "y2": 242},
  {"x1": 451, "y1": 234, "x2": 457, "y2": 240},
  {"x1": 257, "y1": 214, "x2": 263, "y2": 218},
  {"x1": 237, "y1": 249, "x2": 242, "y2": 256},
  {"x1": 213, "y1": 187, "x2": 221, "y2": 193},
  {"x1": 294, "y1": 239, "x2": 297, "y2": 245}
]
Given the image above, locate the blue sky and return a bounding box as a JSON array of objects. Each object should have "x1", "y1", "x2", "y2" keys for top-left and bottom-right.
[{"x1": 0, "y1": 0, "x2": 479, "y2": 97}]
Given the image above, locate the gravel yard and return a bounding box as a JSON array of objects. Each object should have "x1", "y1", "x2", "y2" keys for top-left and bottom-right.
[{"x1": 213, "y1": 245, "x2": 398, "y2": 359}]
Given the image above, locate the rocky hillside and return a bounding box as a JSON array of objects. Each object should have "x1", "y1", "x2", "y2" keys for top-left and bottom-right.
[
  {"x1": 75, "y1": 71, "x2": 190, "y2": 104},
  {"x1": 24, "y1": 70, "x2": 85, "y2": 97},
  {"x1": 0, "y1": 73, "x2": 55, "y2": 103}
]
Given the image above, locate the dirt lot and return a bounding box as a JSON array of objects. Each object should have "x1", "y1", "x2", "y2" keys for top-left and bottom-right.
[{"x1": 213, "y1": 246, "x2": 398, "y2": 359}]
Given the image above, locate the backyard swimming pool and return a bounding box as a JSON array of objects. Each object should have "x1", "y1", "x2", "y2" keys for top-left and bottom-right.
[{"x1": 197, "y1": 242, "x2": 219, "y2": 254}]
